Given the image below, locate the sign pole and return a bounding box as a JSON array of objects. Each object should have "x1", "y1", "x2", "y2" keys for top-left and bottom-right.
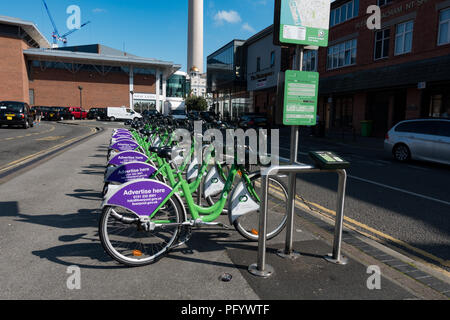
[{"x1": 278, "y1": 45, "x2": 303, "y2": 259}]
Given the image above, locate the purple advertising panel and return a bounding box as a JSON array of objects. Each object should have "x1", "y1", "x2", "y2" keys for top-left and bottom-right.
[
  {"x1": 110, "y1": 140, "x2": 140, "y2": 152},
  {"x1": 108, "y1": 151, "x2": 149, "y2": 165},
  {"x1": 112, "y1": 137, "x2": 136, "y2": 143},
  {"x1": 106, "y1": 180, "x2": 172, "y2": 216},
  {"x1": 106, "y1": 162, "x2": 157, "y2": 184},
  {"x1": 112, "y1": 134, "x2": 134, "y2": 140}
]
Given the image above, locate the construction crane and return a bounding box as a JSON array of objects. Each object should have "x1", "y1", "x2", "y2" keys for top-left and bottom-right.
[{"x1": 41, "y1": 0, "x2": 91, "y2": 47}]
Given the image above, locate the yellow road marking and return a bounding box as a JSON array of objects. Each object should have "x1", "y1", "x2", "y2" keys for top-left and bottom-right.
[
  {"x1": 0, "y1": 127, "x2": 96, "y2": 174},
  {"x1": 36, "y1": 136, "x2": 65, "y2": 141},
  {"x1": 257, "y1": 180, "x2": 450, "y2": 275},
  {"x1": 302, "y1": 198, "x2": 450, "y2": 269}
]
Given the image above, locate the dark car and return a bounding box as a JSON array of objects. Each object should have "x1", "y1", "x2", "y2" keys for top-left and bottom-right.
[
  {"x1": 46, "y1": 107, "x2": 72, "y2": 121},
  {"x1": 200, "y1": 111, "x2": 217, "y2": 122},
  {"x1": 39, "y1": 107, "x2": 53, "y2": 121},
  {"x1": 188, "y1": 111, "x2": 201, "y2": 120},
  {"x1": 238, "y1": 114, "x2": 268, "y2": 129},
  {"x1": 88, "y1": 108, "x2": 107, "y2": 120},
  {"x1": 170, "y1": 109, "x2": 188, "y2": 120},
  {"x1": 142, "y1": 109, "x2": 161, "y2": 121},
  {"x1": 0, "y1": 101, "x2": 34, "y2": 129}
]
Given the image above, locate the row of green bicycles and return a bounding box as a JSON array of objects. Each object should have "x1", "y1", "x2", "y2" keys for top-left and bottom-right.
[{"x1": 98, "y1": 116, "x2": 288, "y2": 267}]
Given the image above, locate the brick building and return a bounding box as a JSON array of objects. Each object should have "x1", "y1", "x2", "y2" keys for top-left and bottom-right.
[
  {"x1": 0, "y1": 16, "x2": 180, "y2": 112},
  {"x1": 317, "y1": 0, "x2": 450, "y2": 137},
  {"x1": 207, "y1": 0, "x2": 450, "y2": 136}
]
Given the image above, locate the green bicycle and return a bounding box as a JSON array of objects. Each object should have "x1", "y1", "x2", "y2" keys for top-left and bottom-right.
[{"x1": 99, "y1": 147, "x2": 288, "y2": 267}]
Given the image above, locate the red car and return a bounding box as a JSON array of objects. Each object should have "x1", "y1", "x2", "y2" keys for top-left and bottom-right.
[{"x1": 68, "y1": 107, "x2": 88, "y2": 120}]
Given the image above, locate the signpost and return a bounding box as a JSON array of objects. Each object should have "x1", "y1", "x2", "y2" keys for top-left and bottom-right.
[{"x1": 274, "y1": 0, "x2": 330, "y2": 259}]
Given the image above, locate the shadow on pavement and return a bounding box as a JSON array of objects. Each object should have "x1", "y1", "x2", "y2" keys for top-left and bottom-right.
[{"x1": 66, "y1": 189, "x2": 103, "y2": 201}]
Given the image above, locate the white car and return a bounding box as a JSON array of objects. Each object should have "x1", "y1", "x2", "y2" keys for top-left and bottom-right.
[
  {"x1": 107, "y1": 107, "x2": 142, "y2": 122},
  {"x1": 384, "y1": 119, "x2": 450, "y2": 165}
]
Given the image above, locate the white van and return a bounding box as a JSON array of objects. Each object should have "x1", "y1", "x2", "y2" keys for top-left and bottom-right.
[{"x1": 107, "y1": 107, "x2": 142, "y2": 122}]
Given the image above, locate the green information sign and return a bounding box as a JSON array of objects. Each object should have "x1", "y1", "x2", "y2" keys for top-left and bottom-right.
[
  {"x1": 279, "y1": 0, "x2": 330, "y2": 47},
  {"x1": 283, "y1": 70, "x2": 319, "y2": 126}
]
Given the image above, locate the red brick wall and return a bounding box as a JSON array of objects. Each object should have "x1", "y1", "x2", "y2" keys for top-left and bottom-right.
[
  {"x1": 319, "y1": 0, "x2": 450, "y2": 78},
  {"x1": 134, "y1": 74, "x2": 156, "y2": 94},
  {"x1": 353, "y1": 92, "x2": 367, "y2": 132},
  {"x1": 0, "y1": 36, "x2": 30, "y2": 103},
  {"x1": 405, "y1": 87, "x2": 422, "y2": 118},
  {"x1": 29, "y1": 68, "x2": 156, "y2": 109}
]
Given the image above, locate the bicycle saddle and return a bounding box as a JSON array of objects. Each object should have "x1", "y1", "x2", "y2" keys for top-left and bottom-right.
[
  {"x1": 149, "y1": 146, "x2": 161, "y2": 153},
  {"x1": 158, "y1": 147, "x2": 173, "y2": 160}
]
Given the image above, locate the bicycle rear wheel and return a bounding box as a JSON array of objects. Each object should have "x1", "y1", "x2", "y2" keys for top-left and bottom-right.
[
  {"x1": 234, "y1": 175, "x2": 288, "y2": 241},
  {"x1": 99, "y1": 196, "x2": 183, "y2": 267}
]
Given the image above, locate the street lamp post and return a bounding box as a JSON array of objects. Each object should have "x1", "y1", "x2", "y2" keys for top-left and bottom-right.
[
  {"x1": 130, "y1": 90, "x2": 134, "y2": 111},
  {"x1": 78, "y1": 86, "x2": 83, "y2": 120},
  {"x1": 78, "y1": 85, "x2": 83, "y2": 107}
]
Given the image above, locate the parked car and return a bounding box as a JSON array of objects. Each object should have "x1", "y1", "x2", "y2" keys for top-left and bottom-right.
[
  {"x1": 47, "y1": 107, "x2": 73, "y2": 121},
  {"x1": 68, "y1": 107, "x2": 88, "y2": 120},
  {"x1": 40, "y1": 107, "x2": 54, "y2": 121},
  {"x1": 238, "y1": 113, "x2": 266, "y2": 128},
  {"x1": 107, "y1": 107, "x2": 142, "y2": 122},
  {"x1": 0, "y1": 101, "x2": 34, "y2": 129},
  {"x1": 88, "y1": 108, "x2": 107, "y2": 120},
  {"x1": 200, "y1": 111, "x2": 217, "y2": 122},
  {"x1": 384, "y1": 119, "x2": 450, "y2": 165},
  {"x1": 239, "y1": 115, "x2": 269, "y2": 129},
  {"x1": 142, "y1": 109, "x2": 161, "y2": 121},
  {"x1": 188, "y1": 111, "x2": 201, "y2": 120},
  {"x1": 170, "y1": 109, "x2": 188, "y2": 120}
]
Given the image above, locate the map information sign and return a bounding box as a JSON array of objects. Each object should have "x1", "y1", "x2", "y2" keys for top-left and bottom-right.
[
  {"x1": 279, "y1": 0, "x2": 330, "y2": 47},
  {"x1": 283, "y1": 70, "x2": 319, "y2": 126}
]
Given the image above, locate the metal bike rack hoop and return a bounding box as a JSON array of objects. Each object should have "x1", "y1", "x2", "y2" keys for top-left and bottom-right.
[{"x1": 248, "y1": 163, "x2": 349, "y2": 278}]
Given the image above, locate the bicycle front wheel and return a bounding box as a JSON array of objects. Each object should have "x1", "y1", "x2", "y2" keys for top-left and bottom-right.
[
  {"x1": 234, "y1": 175, "x2": 288, "y2": 241},
  {"x1": 99, "y1": 196, "x2": 183, "y2": 267}
]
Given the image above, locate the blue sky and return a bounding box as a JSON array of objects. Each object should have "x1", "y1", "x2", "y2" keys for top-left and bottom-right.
[{"x1": 0, "y1": 0, "x2": 276, "y2": 71}]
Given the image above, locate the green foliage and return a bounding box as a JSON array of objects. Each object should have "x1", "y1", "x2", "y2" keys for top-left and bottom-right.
[{"x1": 185, "y1": 96, "x2": 208, "y2": 111}]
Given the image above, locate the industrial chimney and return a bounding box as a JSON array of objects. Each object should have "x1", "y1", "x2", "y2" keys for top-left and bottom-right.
[{"x1": 187, "y1": 0, "x2": 203, "y2": 74}]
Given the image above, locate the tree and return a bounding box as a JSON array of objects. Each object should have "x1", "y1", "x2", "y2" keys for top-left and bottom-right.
[{"x1": 185, "y1": 96, "x2": 208, "y2": 111}]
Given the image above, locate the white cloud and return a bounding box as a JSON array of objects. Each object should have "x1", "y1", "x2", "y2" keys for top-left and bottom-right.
[
  {"x1": 214, "y1": 10, "x2": 242, "y2": 25},
  {"x1": 92, "y1": 8, "x2": 107, "y2": 13},
  {"x1": 242, "y1": 22, "x2": 255, "y2": 33}
]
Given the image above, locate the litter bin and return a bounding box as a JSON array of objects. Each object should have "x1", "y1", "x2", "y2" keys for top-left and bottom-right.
[{"x1": 360, "y1": 120, "x2": 373, "y2": 137}]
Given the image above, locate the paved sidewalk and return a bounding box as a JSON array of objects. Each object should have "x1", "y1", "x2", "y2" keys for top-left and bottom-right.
[{"x1": 0, "y1": 127, "x2": 447, "y2": 300}]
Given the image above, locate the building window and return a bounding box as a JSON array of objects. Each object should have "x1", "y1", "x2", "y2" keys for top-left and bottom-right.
[
  {"x1": 395, "y1": 20, "x2": 413, "y2": 55},
  {"x1": 270, "y1": 51, "x2": 275, "y2": 67},
  {"x1": 330, "y1": 0, "x2": 359, "y2": 27},
  {"x1": 374, "y1": 29, "x2": 390, "y2": 60},
  {"x1": 378, "y1": 0, "x2": 393, "y2": 6},
  {"x1": 438, "y1": 8, "x2": 450, "y2": 45},
  {"x1": 303, "y1": 50, "x2": 318, "y2": 71},
  {"x1": 256, "y1": 57, "x2": 261, "y2": 72},
  {"x1": 29, "y1": 89, "x2": 35, "y2": 106},
  {"x1": 327, "y1": 39, "x2": 357, "y2": 70}
]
